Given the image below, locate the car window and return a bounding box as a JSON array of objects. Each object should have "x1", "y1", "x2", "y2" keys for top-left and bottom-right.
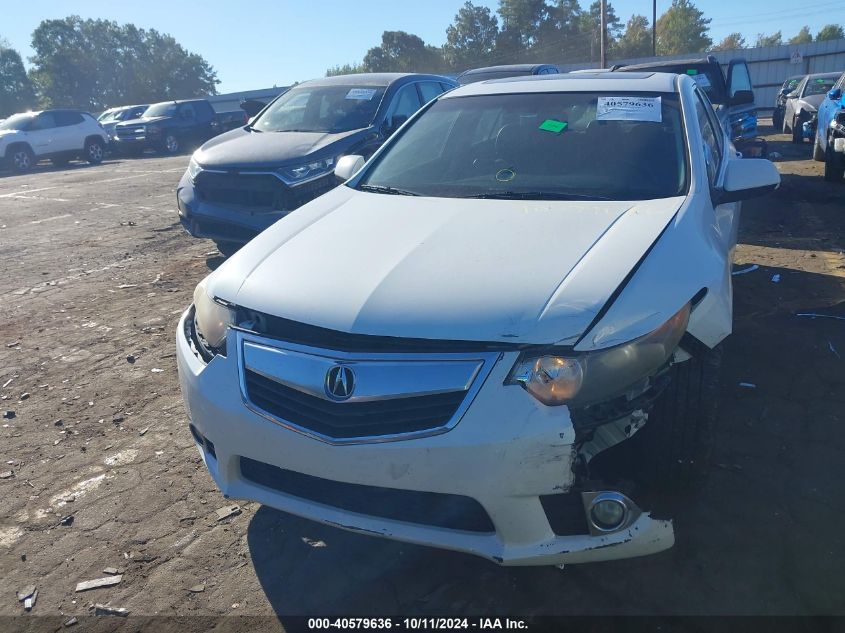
[
  {"x1": 359, "y1": 91, "x2": 688, "y2": 201},
  {"x1": 728, "y1": 63, "x2": 753, "y2": 98},
  {"x1": 180, "y1": 103, "x2": 197, "y2": 120},
  {"x1": 836, "y1": 73, "x2": 845, "y2": 90},
  {"x1": 32, "y1": 112, "x2": 57, "y2": 130},
  {"x1": 694, "y1": 90, "x2": 722, "y2": 184},
  {"x1": 386, "y1": 84, "x2": 423, "y2": 123},
  {"x1": 54, "y1": 111, "x2": 84, "y2": 126},
  {"x1": 418, "y1": 81, "x2": 445, "y2": 104},
  {"x1": 254, "y1": 84, "x2": 386, "y2": 133},
  {"x1": 144, "y1": 102, "x2": 178, "y2": 117}
]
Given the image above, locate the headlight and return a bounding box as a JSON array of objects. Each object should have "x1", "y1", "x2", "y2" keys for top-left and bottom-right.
[
  {"x1": 278, "y1": 156, "x2": 337, "y2": 184},
  {"x1": 507, "y1": 303, "x2": 690, "y2": 407},
  {"x1": 193, "y1": 279, "x2": 235, "y2": 353},
  {"x1": 187, "y1": 156, "x2": 203, "y2": 182}
]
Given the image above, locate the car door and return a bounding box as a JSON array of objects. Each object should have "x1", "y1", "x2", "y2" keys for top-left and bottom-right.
[
  {"x1": 724, "y1": 60, "x2": 757, "y2": 140},
  {"x1": 26, "y1": 112, "x2": 59, "y2": 157},
  {"x1": 53, "y1": 111, "x2": 86, "y2": 152}
]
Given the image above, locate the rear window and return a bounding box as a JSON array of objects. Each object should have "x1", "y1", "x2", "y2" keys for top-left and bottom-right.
[{"x1": 620, "y1": 64, "x2": 726, "y2": 104}]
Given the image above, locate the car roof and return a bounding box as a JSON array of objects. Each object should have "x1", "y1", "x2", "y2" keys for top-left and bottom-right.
[
  {"x1": 300, "y1": 73, "x2": 455, "y2": 88},
  {"x1": 619, "y1": 57, "x2": 716, "y2": 70},
  {"x1": 458, "y1": 64, "x2": 556, "y2": 76},
  {"x1": 805, "y1": 72, "x2": 840, "y2": 80},
  {"x1": 443, "y1": 71, "x2": 677, "y2": 98}
]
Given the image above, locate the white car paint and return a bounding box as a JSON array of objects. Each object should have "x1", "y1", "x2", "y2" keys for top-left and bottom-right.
[
  {"x1": 0, "y1": 110, "x2": 107, "y2": 169},
  {"x1": 177, "y1": 72, "x2": 780, "y2": 565}
]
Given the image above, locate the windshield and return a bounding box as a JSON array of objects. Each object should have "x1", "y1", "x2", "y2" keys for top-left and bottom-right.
[
  {"x1": 0, "y1": 113, "x2": 35, "y2": 131},
  {"x1": 143, "y1": 103, "x2": 177, "y2": 118},
  {"x1": 784, "y1": 77, "x2": 801, "y2": 91},
  {"x1": 804, "y1": 77, "x2": 837, "y2": 96},
  {"x1": 621, "y1": 64, "x2": 726, "y2": 104},
  {"x1": 98, "y1": 109, "x2": 120, "y2": 122},
  {"x1": 253, "y1": 84, "x2": 386, "y2": 133},
  {"x1": 357, "y1": 91, "x2": 688, "y2": 201}
]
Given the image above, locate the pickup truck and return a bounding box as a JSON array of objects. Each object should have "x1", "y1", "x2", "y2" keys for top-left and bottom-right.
[{"x1": 112, "y1": 99, "x2": 230, "y2": 155}]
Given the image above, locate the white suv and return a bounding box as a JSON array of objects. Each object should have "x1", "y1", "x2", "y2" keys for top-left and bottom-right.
[
  {"x1": 0, "y1": 109, "x2": 107, "y2": 172},
  {"x1": 177, "y1": 73, "x2": 780, "y2": 566}
]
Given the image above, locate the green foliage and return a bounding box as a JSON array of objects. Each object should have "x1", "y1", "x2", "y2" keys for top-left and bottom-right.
[
  {"x1": 788, "y1": 26, "x2": 813, "y2": 45},
  {"x1": 326, "y1": 63, "x2": 366, "y2": 77},
  {"x1": 656, "y1": 0, "x2": 712, "y2": 55},
  {"x1": 816, "y1": 24, "x2": 844, "y2": 41},
  {"x1": 614, "y1": 13, "x2": 651, "y2": 59},
  {"x1": 29, "y1": 16, "x2": 218, "y2": 110},
  {"x1": 443, "y1": 2, "x2": 499, "y2": 70},
  {"x1": 711, "y1": 32, "x2": 746, "y2": 51},
  {"x1": 0, "y1": 45, "x2": 36, "y2": 116},
  {"x1": 755, "y1": 31, "x2": 782, "y2": 47},
  {"x1": 362, "y1": 31, "x2": 447, "y2": 73}
]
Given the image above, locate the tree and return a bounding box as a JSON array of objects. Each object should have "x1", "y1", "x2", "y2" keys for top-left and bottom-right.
[
  {"x1": 711, "y1": 32, "x2": 745, "y2": 51},
  {"x1": 326, "y1": 63, "x2": 365, "y2": 77},
  {"x1": 656, "y1": 0, "x2": 712, "y2": 55},
  {"x1": 0, "y1": 45, "x2": 36, "y2": 116},
  {"x1": 755, "y1": 31, "x2": 782, "y2": 47},
  {"x1": 28, "y1": 16, "x2": 218, "y2": 110},
  {"x1": 788, "y1": 26, "x2": 813, "y2": 44},
  {"x1": 816, "y1": 24, "x2": 845, "y2": 41},
  {"x1": 532, "y1": 0, "x2": 583, "y2": 62},
  {"x1": 497, "y1": 0, "x2": 547, "y2": 48},
  {"x1": 615, "y1": 14, "x2": 652, "y2": 59},
  {"x1": 443, "y1": 2, "x2": 499, "y2": 70},
  {"x1": 362, "y1": 31, "x2": 445, "y2": 73},
  {"x1": 576, "y1": 1, "x2": 622, "y2": 62}
]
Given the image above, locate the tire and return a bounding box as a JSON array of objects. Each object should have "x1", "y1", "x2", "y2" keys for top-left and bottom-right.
[
  {"x1": 214, "y1": 240, "x2": 242, "y2": 257},
  {"x1": 632, "y1": 344, "x2": 722, "y2": 492},
  {"x1": 824, "y1": 143, "x2": 844, "y2": 182},
  {"x1": 84, "y1": 138, "x2": 105, "y2": 164},
  {"x1": 7, "y1": 145, "x2": 35, "y2": 173},
  {"x1": 160, "y1": 132, "x2": 180, "y2": 155},
  {"x1": 772, "y1": 109, "x2": 783, "y2": 131},
  {"x1": 791, "y1": 114, "x2": 805, "y2": 144},
  {"x1": 812, "y1": 131, "x2": 825, "y2": 162}
]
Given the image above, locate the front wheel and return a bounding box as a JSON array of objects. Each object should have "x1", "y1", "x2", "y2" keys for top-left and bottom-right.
[
  {"x1": 8, "y1": 145, "x2": 35, "y2": 173},
  {"x1": 160, "y1": 133, "x2": 180, "y2": 155},
  {"x1": 632, "y1": 344, "x2": 723, "y2": 491},
  {"x1": 85, "y1": 138, "x2": 105, "y2": 164},
  {"x1": 812, "y1": 131, "x2": 825, "y2": 162},
  {"x1": 791, "y1": 115, "x2": 805, "y2": 143},
  {"x1": 772, "y1": 109, "x2": 783, "y2": 131},
  {"x1": 824, "y1": 143, "x2": 844, "y2": 182},
  {"x1": 214, "y1": 240, "x2": 242, "y2": 257}
]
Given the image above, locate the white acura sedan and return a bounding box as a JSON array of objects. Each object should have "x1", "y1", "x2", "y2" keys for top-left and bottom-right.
[{"x1": 176, "y1": 72, "x2": 779, "y2": 566}]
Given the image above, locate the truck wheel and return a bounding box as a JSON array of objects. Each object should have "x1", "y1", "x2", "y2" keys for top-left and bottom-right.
[
  {"x1": 214, "y1": 240, "x2": 242, "y2": 257},
  {"x1": 632, "y1": 344, "x2": 722, "y2": 492},
  {"x1": 85, "y1": 138, "x2": 105, "y2": 164},
  {"x1": 812, "y1": 131, "x2": 825, "y2": 162},
  {"x1": 824, "y1": 143, "x2": 844, "y2": 182},
  {"x1": 161, "y1": 133, "x2": 180, "y2": 154},
  {"x1": 7, "y1": 145, "x2": 35, "y2": 173},
  {"x1": 791, "y1": 114, "x2": 805, "y2": 144}
]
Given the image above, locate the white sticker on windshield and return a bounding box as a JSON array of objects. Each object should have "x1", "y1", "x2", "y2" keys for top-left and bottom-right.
[
  {"x1": 346, "y1": 88, "x2": 377, "y2": 101},
  {"x1": 596, "y1": 96, "x2": 662, "y2": 122},
  {"x1": 692, "y1": 74, "x2": 712, "y2": 89}
]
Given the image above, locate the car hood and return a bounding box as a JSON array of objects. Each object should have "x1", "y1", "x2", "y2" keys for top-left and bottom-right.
[
  {"x1": 194, "y1": 127, "x2": 369, "y2": 169},
  {"x1": 216, "y1": 188, "x2": 685, "y2": 345},
  {"x1": 115, "y1": 116, "x2": 170, "y2": 128},
  {"x1": 799, "y1": 95, "x2": 825, "y2": 111},
  {"x1": 0, "y1": 129, "x2": 22, "y2": 139}
]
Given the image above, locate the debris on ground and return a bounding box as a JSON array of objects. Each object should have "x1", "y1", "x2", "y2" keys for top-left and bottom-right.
[
  {"x1": 3, "y1": 410, "x2": 15, "y2": 419},
  {"x1": 150, "y1": 368, "x2": 164, "y2": 373},
  {"x1": 301, "y1": 537, "x2": 327, "y2": 548},
  {"x1": 19, "y1": 392, "x2": 30, "y2": 400},
  {"x1": 138, "y1": 427, "x2": 150, "y2": 436},
  {"x1": 732, "y1": 264, "x2": 759, "y2": 276},
  {"x1": 103, "y1": 567, "x2": 122, "y2": 575},
  {"x1": 60, "y1": 515, "x2": 74, "y2": 526},
  {"x1": 6, "y1": 341, "x2": 20, "y2": 348},
  {"x1": 94, "y1": 604, "x2": 129, "y2": 616},
  {"x1": 75, "y1": 575, "x2": 123, "y2": 592},
  {"x1": 215, "y1": 505, "x2": 241, "y2": 521},
  {"x1": 771, "y1": 274, "x2": 780, "y2": 283},
  {"x1": 23, "y1": 589, "x2": 38, "y2": 611},
  {"x1": 126, "y1": 355, "x2": 136, "y2": 364},
  {"x1": 17, "y1": 585, "x2": 36, "y2": 602},
  {"x1": 189, "y1": 584, "x2": 206, "y2": 593},
  {"x1": 0, "y1": 471, "x2": 13, "y2": 479},
  {"x1": 64, "y1": 617, "x2": 78, "y2": 627},
  {"x1": 739, "y1": 382, "x2": 757, "y2": 389}
]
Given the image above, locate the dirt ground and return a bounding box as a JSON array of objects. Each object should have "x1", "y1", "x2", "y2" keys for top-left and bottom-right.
[{"x1": 1, "y1": 122, "x2": 844, "y2": 628}]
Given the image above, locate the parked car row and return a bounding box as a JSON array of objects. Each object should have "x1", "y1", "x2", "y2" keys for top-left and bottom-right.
[{"x1": 772, "y1": 69, "x2": 845, "y2": 181}]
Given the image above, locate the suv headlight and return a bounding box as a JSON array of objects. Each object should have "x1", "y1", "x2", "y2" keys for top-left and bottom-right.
[
  {"x1": 278, "y1": 156, "x2": 337, "y2": 184},
  {"x1": 507, "y1": 304, "x2": 690, "y2": 407},
  {"x1": 193, "y1": 280, "x2": 235, "y2": 354},
  {"x1": 187, "y1": 156, "x2": 203, "y2": 182}
]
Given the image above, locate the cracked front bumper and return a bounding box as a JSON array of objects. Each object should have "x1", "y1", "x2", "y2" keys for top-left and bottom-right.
[{"x1": 176, "y1": 310, "x2": 674, "y2": 565}]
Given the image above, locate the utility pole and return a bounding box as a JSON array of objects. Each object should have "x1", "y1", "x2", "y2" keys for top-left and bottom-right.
[
  {"x1": 652, "y1": 0, "x2": 657, "y2": 56},
  {"x1": 600, "y1": 0, "x2": 607, "y2": 69}
]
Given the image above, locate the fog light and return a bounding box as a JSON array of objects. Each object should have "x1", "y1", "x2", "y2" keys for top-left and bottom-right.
[{"x1": 589, "y1": 497, "x2": 627, "y2": 531}]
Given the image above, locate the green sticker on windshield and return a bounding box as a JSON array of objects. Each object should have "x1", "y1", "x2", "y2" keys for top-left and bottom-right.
[
  {"x1": 539, "y1": 119, "x2": 567, "y2": 133},
  {"x1": 686, "y1": 69, "x2": 698, "y2": 75}
]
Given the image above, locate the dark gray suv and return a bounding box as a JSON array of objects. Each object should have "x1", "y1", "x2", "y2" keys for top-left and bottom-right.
[{"x1": 177, "y1": 73, "x2": 457, "y2": 256}]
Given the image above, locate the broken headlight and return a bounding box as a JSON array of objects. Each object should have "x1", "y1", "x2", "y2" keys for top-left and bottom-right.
[
  {"x1": 507, "y1": 303, "x2": 690, "y2": 407},
  {"x1": 192, "y1": 279, "x2": 235, "y2": 354}
]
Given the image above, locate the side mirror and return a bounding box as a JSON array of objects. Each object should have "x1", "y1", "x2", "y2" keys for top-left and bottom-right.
[
  {"x1": 729, "y1": 90, "x2": 754, "y2": 106},
  {"x1": 828, "y1": 88, "x2": 842, "y2": 101},
  {"x1": 715, "y1": 158, "x2": 780, "y2": 204},
  {"x1": 334, "y1": 155, "x2": 365, "y2": 182}
]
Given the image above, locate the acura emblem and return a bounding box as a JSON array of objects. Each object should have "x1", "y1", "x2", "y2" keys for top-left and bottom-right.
[{"x1": 325, "y1": 365, "x2": 355, "y2": 400}]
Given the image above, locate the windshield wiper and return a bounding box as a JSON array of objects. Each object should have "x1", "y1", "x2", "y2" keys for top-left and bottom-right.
[
  {"x1": 358, "y1": 184, "x2": 421, "y2": 196},
  {"x1": 463, "y1": 191, "x2": 612, "y2": 201}
]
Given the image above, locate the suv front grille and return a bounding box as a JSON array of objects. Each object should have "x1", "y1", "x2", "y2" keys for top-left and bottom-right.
[
  {"x1": 239, "y1": 456, "x2": 495, "y2": 532},
  {"x1": 194, "y1": 171, "x2": 336, "y2": 212},
  {"x1": 245, "y1": 369, "x2": 466, "y2": 439}
]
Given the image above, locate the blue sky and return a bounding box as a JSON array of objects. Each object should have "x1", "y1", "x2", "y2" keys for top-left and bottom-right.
[{"x1": 2, "y1": 0, "x2": 841, "y2": 93}]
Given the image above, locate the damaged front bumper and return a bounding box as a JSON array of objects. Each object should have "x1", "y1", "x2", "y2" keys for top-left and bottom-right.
[{"x1": 176, "y1": 310, "x2": 675, "y2": 566}]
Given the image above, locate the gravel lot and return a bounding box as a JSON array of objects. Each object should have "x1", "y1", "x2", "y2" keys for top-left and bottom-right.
[{"x1": 1, "y1": 124, "x2": 844, "y2": 626}]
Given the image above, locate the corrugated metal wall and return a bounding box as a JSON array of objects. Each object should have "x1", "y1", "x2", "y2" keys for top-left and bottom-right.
[{"x1": 557, "y1": 38, "x2": 845, "y2": 111}]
